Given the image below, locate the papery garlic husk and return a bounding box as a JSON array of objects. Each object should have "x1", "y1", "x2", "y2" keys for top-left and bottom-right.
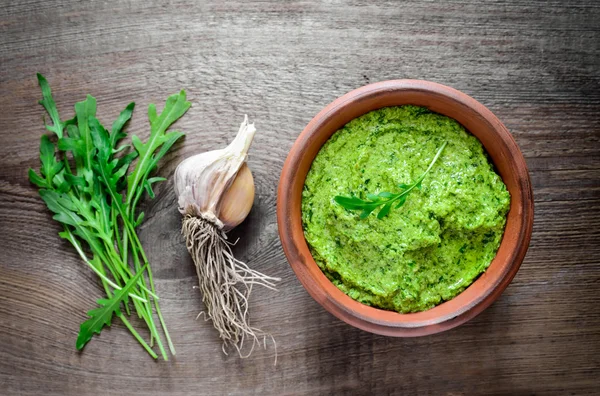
[{"x1": 174, "y1": 116, "x2": 280, "y2": 360}]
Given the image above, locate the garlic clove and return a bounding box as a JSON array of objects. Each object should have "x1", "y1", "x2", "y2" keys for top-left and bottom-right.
[{"x1": 219, "y1": 163, "x2": 255, "y2": 231}]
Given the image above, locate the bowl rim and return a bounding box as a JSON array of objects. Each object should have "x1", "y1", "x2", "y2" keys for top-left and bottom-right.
[{"x1": 277, "y1": 79, "x2": 534, "y2": 336}]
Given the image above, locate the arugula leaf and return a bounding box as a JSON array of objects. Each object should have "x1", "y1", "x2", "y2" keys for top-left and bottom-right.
[
  {"x1": 115, "y1": 151, "x2": 138, "y2": 192},
  {"x1": 377, "y1": 202, "x2": 393, "y2": 219},
  {"x1": 394, "y1": 194, "x2": 407, "y2": 209},
  {"x1": 334, "y1": 141, "x2": 447, "y2": 219},
  {"x1": 89, "y1": 116, "x2": 111, "y2": 159},
  {"x1": 76, "y1": 265, "x2": 147, "y2": 350},
  {"x1": 59, "y1": 123, "x2": 86, "y2": 174},
  {"x1": 63, "y1": 173, "x2": 86, "y2": 188},
  {"x1": 28, "y1": 169, "x2": 47, "y2": 188},
  {"x1": 39, "y1": 135, "x2": 64, "y2": 184},
  {"x1": 91, "y1": 182, "x2": 112, "y2": 237},
  {"x1": 111, "y1": 102, "x2": 135, "y2": 149},
  {"x1": 333, "y1": 195, "x2": 371, "y2": 210},
  {"x1": 134, "y1": 212, "x2": 145, "y2": 227},
  {"x1": 126, "y1": 91, "x2": 190, "y2": 207},
  {"x1": 36, "y1": 73, "x2": 64, "y2": 138},
  {"x1": 58, "y1": 136, "x2": 85, "y2": 157},
  {"x1": 74, "y1": 95, "x2": 97, "y2": 168},
  {"x1": 144, "y1": 177, "x2": 167, "y2": 199}
]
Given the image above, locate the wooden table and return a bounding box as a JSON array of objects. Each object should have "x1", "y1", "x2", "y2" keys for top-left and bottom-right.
[{"x1": 1, "y1": 1, "x2": 599, "y2": 394}]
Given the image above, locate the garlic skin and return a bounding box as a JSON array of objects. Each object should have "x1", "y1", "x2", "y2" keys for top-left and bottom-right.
[{"x1": 174, "y1": 116, "x2": 256, "y2": 228}]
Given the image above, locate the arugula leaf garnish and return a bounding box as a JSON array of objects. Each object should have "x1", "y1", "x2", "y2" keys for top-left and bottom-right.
[{"x1": 334, "y1": 141, "x2": 447, "y2": 219}]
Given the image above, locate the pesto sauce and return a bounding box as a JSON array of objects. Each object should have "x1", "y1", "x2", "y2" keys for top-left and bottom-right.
[{"x1": 301, "y1": 106, "x2": 510, "y2": 313}]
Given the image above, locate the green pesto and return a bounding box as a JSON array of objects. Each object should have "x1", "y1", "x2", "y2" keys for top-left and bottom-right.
[{"x1": 301, "y1": 106, "x2": 510, "y2": 313}]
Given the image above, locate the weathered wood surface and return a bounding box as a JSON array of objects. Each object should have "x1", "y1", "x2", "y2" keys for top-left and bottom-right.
[{"x1": 1, "y1": 1, "x2": 599, "y2": 394}]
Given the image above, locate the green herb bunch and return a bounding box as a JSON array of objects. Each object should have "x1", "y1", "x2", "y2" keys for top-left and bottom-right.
[
  {"x1": 29, "y1": 74, "x2": 190, "y2": 359},
  {"x1": 334, "y1": 141, "x2": 447, "y2": 219}
]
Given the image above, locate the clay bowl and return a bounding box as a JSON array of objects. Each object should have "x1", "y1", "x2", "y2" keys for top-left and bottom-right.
[{"x1": 277, "y1": 80, "x2": 534, "y2": 336}]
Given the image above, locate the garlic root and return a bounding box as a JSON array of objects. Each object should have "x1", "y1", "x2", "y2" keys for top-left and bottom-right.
[{"x1": 182, "y1": 215, "x2": 279, "y2": 357}]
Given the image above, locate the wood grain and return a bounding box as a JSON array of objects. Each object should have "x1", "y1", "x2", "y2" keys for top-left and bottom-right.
[{"x1": 1, "y1": 0, "x2": 599, "y2": 395}]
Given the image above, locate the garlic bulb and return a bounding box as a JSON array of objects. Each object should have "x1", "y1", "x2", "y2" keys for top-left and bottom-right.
[
  {"x1": 174, "y1": 115, "x2": 256, "y2": 229},
  {"x1": 174, "y1": 116, "x2": 279, "y2": 359}
]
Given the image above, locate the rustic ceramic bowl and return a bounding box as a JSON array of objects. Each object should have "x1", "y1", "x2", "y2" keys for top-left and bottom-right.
[{"x1": 277, "y1": 80, "x2": 534, "y2": 336}]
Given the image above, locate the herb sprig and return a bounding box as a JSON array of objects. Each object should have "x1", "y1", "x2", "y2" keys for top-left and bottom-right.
[
  {"x1": 29, "y1": 74, "x2": 189, "y2": 359},
  {"x1": 334, "y1": 141, "x2": 447, "y2": 219}
]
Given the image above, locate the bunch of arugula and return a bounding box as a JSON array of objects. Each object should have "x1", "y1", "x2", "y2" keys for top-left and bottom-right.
[{"x1": 29, "y1": 74, "x2": 190, "y2": 359}]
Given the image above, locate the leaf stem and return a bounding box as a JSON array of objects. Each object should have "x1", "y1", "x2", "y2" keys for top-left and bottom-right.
[
  {"x1": 128, "y1": 226, "x2": 176, "y2": 355},
  {"x1": 390, "y1": 140, "x2": 448, "y2": 203},
  {"x1": 119, "y1": 314, "x2": 158, "y2": 360},
  {"x1": 63, "y1": 227, "x2": 147, "y2": 303}
]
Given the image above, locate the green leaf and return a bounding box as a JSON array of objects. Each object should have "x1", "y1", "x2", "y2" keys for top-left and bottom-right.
[
  {"x1": 74, "y1": 95, "x2": 97, "y2": 168},
  {"x1": 80, "y1": 168, "x2": 95, "y2": 195},
  {"x1": 64, "y1": 116, "x2": 77, "y2": 130},
  {"x1": 135, "y1": 131, "x2": 185, "y2": 197},
  {"x1": 377, "y1": 202, "x2": 393, "y2": 219},
  {"x1": 366, "y1": 193, "x2": 380, "y2": 202},
  {"x1": 378, "y1": 191, "x2": 395, "y2": 198},
  {"x1": 110, "y1": 102, "x2": 135, "y2": 148},
  {"x1": 148, "y1": 103, "x2": 158, "y2": 123},
  {"x1": 66, "y1": 123, "x2": 81, "y2": 140},
  {"x1": 144, "y1": 181, "x2": 156, "y2": 199},
  {"x1": 394, "y1": 194, "x2": 407, "y2": 209},
  {"x1": 143, "y1": 177, "x2": 167, "y2": 199},
  {"x1": 58, "y1": 136, "x2": 83, "y2": 152},
  {"x1": 90, "y1": 114, "x2": 129, "y2": 215},
  {"x1": 28, "y1": 169, "x2": 47, "y2": 188},
  {"x1": 398, "y1": 183, "x2": 410, "y2": 190},
  {"x1": 52, "y1": 169, "x2": 71, "y2": 193},
  {"x1": 64, "y1": 174, "x2": 86, "y2": 188},
  {"x1": 58, "y1": 137, "x2": 86, "y2": 173},
  {"x1": 126, "y1": 91, "x2": 190, "y2": 203},
  {"x1": 37, "y1": 74, "x2": 64, "y2": 138},
  {"x1": 148, "y1": 131, "x2": 185, "y2": 170},
  {"x1": 94, "y1": 156, "x2": 125, "y2": 212},
  {"x1": 61, "y1": 124, "x2": 86, "y2": 174},
  {"x1": 113, "y1": 144, "x2": 130, "y2": 154},
  {"x1": 146, "y1": 176, "x2": 166, "y2": 185},
  {"x1": 135, "y1": 211, "x2": 145, "y2": 227},
  {"x1": 39, "y1": 189, "x2": 81, "y2": 226},
  {"x1": 360, "y1": 207, "x2": 376, "y2": 219},
  {"x1": 89, "y1": 116, "x2": 111, "y2": 160},
  {"x1": 91, "y1": 182, "x2": 111, "y2": 236},
  {"x1": 39, "y1": 188, "x2": 109, "y2": 243},
  {"x1": 116, "y1": 150, "x2": 138, "y2": 171},
  {"x1": 334, "y1": 195, "x2": 369, "y2": 210},
  {"x1": 39, "y1": 135, "x2": 63, "y2": 183},
  {"x1": 76, "y1": 265, "x2": 147, "y2": 350}
]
